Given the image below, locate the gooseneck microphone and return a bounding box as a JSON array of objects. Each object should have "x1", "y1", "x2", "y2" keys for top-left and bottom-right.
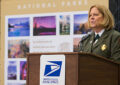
[{"x1": 78, "y1": 31, "x2": 93, "y2": 52}]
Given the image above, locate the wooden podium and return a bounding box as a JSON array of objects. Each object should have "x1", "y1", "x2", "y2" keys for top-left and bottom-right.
[{"x1": 27, "y1": 52, "x2": 120, "y2": 85}]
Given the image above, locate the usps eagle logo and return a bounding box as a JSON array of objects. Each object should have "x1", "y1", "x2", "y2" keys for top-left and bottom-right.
[{"x1": 44, "y1": 61, "x2": 62, "y2": 77}]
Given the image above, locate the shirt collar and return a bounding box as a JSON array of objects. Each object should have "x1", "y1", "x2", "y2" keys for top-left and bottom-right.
[{"x1": 95, "y1": 29, "x2": 105, "y2": 37}]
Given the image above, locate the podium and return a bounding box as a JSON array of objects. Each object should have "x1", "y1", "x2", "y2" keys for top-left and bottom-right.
[{"x1": 27, "y1": 52, "x2": 120, "y2": 85}]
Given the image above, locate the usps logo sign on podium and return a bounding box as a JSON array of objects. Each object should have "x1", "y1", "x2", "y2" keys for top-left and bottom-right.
[{"x1": 40, "y1": 55, "x2": 65, "y2": 85}]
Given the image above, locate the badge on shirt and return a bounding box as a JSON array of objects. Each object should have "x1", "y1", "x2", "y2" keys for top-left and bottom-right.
[{"x1": 101, "y1": 44, "x2": 107, "y2": 51}]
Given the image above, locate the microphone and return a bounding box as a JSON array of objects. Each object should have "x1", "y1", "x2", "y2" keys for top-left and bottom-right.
[{"x1": 78, "y1": 31, "x2": 92, "y2": 52}]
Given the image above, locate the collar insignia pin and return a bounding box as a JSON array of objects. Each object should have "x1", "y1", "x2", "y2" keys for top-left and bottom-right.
[{"x1": 90, "y1": 41, "x2": 92, "y2": 44}]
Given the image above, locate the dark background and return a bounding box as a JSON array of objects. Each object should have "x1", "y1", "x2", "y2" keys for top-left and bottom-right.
[{"x1": 109, "y1": 0, "x2": 120, "y2": 32}]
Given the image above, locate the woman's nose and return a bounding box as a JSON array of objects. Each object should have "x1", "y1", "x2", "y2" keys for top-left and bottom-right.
[{"x1": 90, "y1": 15, "x2": 94, "y2": 19}]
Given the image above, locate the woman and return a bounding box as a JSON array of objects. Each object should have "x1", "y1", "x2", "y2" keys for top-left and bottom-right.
[{"x1": 78, "y1": 4, "x2": 120, "y2": 62}]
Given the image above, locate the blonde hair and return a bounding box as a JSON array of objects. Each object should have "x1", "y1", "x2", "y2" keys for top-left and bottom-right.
[{"x1": 88, "y1": 5, "x2": 115, "y2": 30}]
